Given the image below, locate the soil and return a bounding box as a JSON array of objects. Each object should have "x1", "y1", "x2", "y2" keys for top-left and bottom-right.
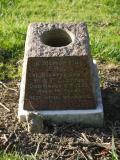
[{"x1": 0, "y1": 62, "x2": 120, "y2": 160}]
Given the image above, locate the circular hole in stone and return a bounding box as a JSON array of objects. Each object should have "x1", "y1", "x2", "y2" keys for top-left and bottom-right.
[{"x1": 40, "y1": 29, "x2": 74, "y2": 47}]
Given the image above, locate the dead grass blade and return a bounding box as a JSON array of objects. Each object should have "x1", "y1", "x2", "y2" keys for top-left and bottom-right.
[
  {"x1": 0, "y1": 102, "x2": 10, "y2": 112},
  {"x1": 0, "y1": 81, "x2": 17, "y2": 93}
]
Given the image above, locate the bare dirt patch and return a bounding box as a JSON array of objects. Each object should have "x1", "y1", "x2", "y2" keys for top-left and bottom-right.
[{"x1": 0, "y1": 62, "x2": 120, "y2": 160}]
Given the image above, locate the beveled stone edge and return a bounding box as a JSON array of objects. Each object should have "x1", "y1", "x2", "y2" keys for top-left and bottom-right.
[{"x1": 18, "y1": 60, "x2": 104, "y2": 127}]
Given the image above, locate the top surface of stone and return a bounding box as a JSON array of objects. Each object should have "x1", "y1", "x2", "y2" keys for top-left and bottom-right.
[{"x1": 25, "y1": 22, "x2": 90, "y2": 57}]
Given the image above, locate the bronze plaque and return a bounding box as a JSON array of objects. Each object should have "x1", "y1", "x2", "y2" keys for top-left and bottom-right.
[{"x1": 24, "y1": 56, "x2": 96, "y2": 110}]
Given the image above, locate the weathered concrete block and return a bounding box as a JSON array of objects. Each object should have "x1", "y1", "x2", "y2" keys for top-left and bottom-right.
[{"x1": 18, "y1": 22, "x2": 103, "y2": 132}]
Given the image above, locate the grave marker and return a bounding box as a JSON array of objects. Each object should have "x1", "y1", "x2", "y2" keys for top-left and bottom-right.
[{"x1": 18, "y1": 22, "x2": 103, "y2": 132}]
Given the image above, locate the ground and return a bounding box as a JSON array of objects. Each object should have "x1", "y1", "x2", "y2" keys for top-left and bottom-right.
[{"x1": 0, "y1": 62, "x2": 120, "y2": 160}]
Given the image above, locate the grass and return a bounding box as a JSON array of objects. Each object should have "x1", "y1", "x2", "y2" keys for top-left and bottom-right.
[
  {"x1": 0, "y1": 0, "x2": 120, "y2": 80},
  {"x1": 111, "y1": 132, "x2": 118, "y2": 160},
  {"x1": 0, "y1": 152, "x2": 21, "y2": 160},
  {"x1": 0, "y1": 152, "x2": 38, "y2": 160}
]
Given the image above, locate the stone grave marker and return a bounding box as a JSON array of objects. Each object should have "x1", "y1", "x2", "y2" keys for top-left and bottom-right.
[{"x1": 18, "y1": 22, "x2": 103, "y2": 132}]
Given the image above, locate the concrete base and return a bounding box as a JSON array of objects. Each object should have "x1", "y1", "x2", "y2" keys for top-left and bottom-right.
[{"x1": 18, "y1": 60, "x2": 104, "y2": 128}]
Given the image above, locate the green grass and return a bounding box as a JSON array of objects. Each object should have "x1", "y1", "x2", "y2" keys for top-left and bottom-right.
[
  {"x1": 0, "y1": 0, "x2": 120, "y2": 80},
  {"x1": 0, "y1": 152, "x2": 39, "y2": 160},
  {"x1": 111, "y1": 132, "x2": 118, "y2": 160},
  {"x1": 0, "y1": 152, "x2": 21, "y2": 160}
]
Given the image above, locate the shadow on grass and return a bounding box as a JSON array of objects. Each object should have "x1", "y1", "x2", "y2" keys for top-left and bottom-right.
[{"x1": 0, "y1": 45, "x2": 24, "y2": 81}]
